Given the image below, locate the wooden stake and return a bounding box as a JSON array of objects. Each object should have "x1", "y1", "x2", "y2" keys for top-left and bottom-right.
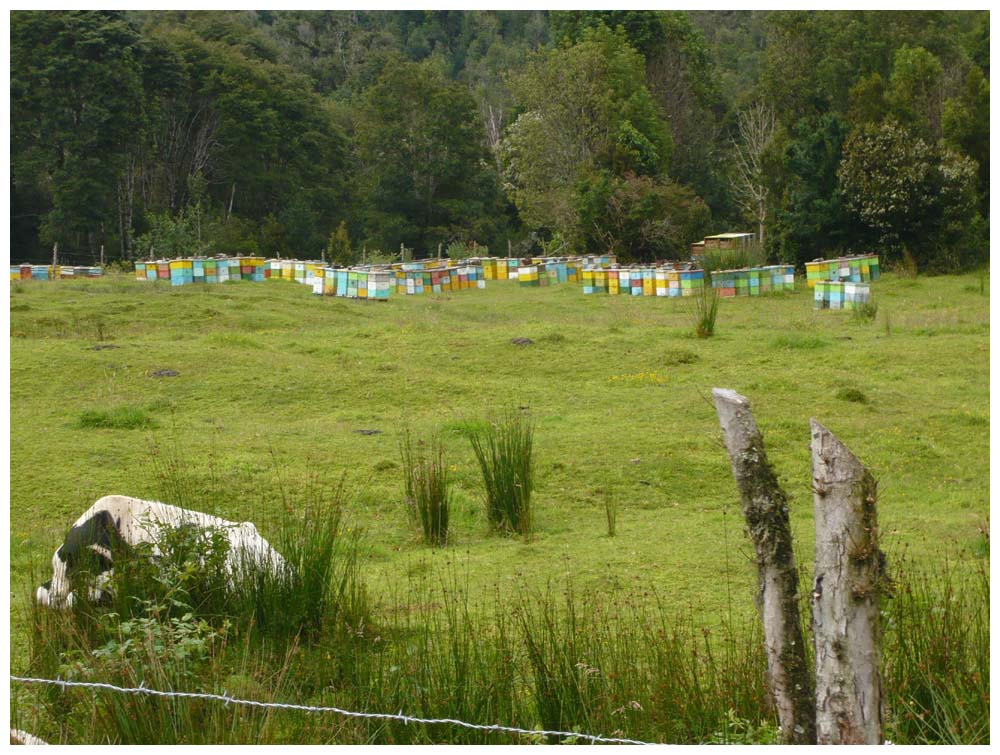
[
  {"x1": 713, "y1": 388, "x2": 816, "y2": 744},
  {"x1": 810, "y1": 420, "x2": 883, "y2": 745}
]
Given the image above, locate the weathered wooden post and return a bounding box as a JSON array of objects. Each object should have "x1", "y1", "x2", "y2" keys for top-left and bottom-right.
[
  {"x1": 810, "y1": 420, "x2": 883, "y2": 744},
  {"x1": 713, "y1": 388, "x2": 816, "y2": 744}
]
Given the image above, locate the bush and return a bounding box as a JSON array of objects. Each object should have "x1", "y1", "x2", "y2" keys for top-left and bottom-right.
[{"x1": 469, "y1": 410, "x2": 535, "y2": 537}]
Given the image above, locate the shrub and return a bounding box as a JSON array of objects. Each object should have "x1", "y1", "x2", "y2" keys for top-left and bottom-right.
[
  {"x1": 469, "y1": 410, "x2": 535, "y2": 537},
  {"x1": 401, "y1": 431, "x2": 451, "y2": 547}
]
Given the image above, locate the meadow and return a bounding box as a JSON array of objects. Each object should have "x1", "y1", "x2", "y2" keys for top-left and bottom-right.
[{"x1": 8, "y1": 270, "x2": 990, "y2": 743}]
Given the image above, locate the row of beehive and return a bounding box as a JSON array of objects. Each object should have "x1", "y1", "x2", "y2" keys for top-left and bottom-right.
[
  {"x1": 710, "y1": 265, "x2": 795, "y2": 297},
  {"x1": 394, "y1": 266, "x2": 486, "y2": 295},
  {"x1": 516, "y1": 261, "x2": 582, "y2": 287},
  {"x1": 805, "y1": 254, "x2": 880, "y2": 288},
  {"x1": 813, "y1": 281, "x2": 871, "y2": 310},
  {"x1": 476, "y1": 255, "x2": 615, "y2": 281},
  {"x1": 582, "y1": 267, "x2": 707, "y2": 296},
  {"x1": 135, "y1": 257, "x2": 267, "y2": 285},
  {"x1": 311, "y1": 268, "x2": 393, "y2": 300},
  {"x1": 10, "y1": 265, "x2": 104, "y2": 280}
]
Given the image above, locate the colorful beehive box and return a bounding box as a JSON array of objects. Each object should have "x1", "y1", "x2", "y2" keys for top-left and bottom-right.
[
  {"x1": 368, "y1": 270, "x2": 392, "y2": 300},
  {"x1": 805, "y1": 254, "x2": 880, "y2": 288},
  {"x1": 518, "y1": 265, "x2": 539, "y2": 287},
  {"x1": 168, "y1": 259, "x2": 192, "y2": 286},
  {"x1": 134, "y1": 262, "x2": 146, "y2": 280},
  {"x1": 566, "y1": 260, "x2": 581, "y2": 282},
  {"x1": 813, "y1": 281, "x2": 872, "y2": 310}
]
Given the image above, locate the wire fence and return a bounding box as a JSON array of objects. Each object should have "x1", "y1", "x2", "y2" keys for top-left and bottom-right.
[{"x1": 10, "y1": 675, "x2": 659, "y2": 746}]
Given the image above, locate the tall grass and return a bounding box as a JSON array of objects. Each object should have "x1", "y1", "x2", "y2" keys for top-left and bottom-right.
[
  {"x1": 468, "y1": 410, "x2": 535, "y2": 537},
  {"x1": 603, "y1": 486, "x2": 617, "y2": 537},
  {"x1": 693, "y1": 280, "x2": 720, "y2": 338},
  {"x1": 882, "y1": 559, "x2": 990, "y2": 744},
  {"x1": 699, "y1": 240, "x2": 766, "y2": 273},
  {"x1": 17, "y1": 548, "x2": 988, "y2": 744},
  {"x1": 400, "y1": 430, "x2": 451, "y2": 547},
  {"x1": 853, "y1": 292, "x2": 879, "y2": 322}
]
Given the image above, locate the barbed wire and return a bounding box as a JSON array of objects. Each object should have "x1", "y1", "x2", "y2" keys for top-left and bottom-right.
[{"x1": 10, "y1": 675, "x2": 659, "y2": 746}]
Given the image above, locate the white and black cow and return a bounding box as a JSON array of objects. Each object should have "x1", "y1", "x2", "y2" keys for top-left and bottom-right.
[{"x1": 36, "y1": 495, "x2": 286, "y2": 609}]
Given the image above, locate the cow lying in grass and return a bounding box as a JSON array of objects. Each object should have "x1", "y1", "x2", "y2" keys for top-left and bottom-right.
[{"x1": 35, "y1": 495, "x2": 286, "y2": 609}]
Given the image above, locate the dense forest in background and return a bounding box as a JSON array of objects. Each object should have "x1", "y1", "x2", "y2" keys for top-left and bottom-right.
[{"x1": 10, "y1": 10, "x2": 990, "y2": 270}]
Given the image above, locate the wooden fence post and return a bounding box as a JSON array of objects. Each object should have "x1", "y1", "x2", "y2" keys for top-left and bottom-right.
[
  {"x1": 810, "y1": 420, "x2": 883, "y2": 744},
  {"x1": 712, "y1": 388, "x2": 816, "y2": 744}
]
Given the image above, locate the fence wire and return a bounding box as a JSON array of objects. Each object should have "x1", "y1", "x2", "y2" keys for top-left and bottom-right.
[{"x1": 10, "y1": 675, "x2": 658, "y2": 746}]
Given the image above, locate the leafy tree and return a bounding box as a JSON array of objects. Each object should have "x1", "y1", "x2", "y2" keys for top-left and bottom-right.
[
  {"x1": 772, "y1": 114, "x2": 856, "y2": 264},
  {"x1": 942, "y1": 65, "x2": 989, "y2": 213},
  {"x1": 838, "y1": 120, "x2": 979, "y2": 270},
  {"x1": 325, "y1": 221, "x2": 357, "y2": 267},
  {"x1": 502, "y1": 25, "x2": 672, "y2": 242},
  {"x1": 888, "y1": 46, "x2": 944, "y2": 140},
  {"x1": 576, "y1": 172, "x2": 710, "y2": 262},
  {"x1": 354, "y1": 57, "x2": 501, "y2": 255},
  {"x1": 11, "y1": 11, "x2": 146, "y2": 257}
]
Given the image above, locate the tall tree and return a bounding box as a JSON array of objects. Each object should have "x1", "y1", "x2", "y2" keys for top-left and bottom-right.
[
  {"x1": 501, "y1": 25, "x2": 671, "y2": 239},
  {"x1": 354, "y1": 57, "x2": 503, "y2": 255},
  {"x1": 731, "y1": 102, "x2": 776, "y2": 244},
  {"x1": 11, "y1": 11, "x2": 146, "y2": 258},
  {"x1": 838, "y1": 119, "x2": 978, "y2": 269}
]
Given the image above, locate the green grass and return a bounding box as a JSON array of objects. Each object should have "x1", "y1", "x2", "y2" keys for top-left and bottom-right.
[
  {"x1": 9, "y1": 271, "x2": 990, "y2": 742},
  {"x1": 77, "y1": 405, "x2": 156, "y2": 430}
]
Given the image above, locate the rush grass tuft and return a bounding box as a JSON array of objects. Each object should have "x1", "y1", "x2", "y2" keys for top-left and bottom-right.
[{"x1": 469, "y1": 409, "x2": 535, "y2": 537}]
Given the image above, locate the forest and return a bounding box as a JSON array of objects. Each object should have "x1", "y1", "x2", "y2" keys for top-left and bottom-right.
[{"x1": 10, "y1": 10, "x2": 990, "y2": 271}]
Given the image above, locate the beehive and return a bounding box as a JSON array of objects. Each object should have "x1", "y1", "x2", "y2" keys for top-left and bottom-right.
[
  {"x1": 814, "y1": 281, "x2": 871, "y2": 310},
  {"x1": 710, "y1": 265, "x2": 795, "y2": 297},
  {"x1": 805, "y1": 254, "x2": 880, "y2": 288}
]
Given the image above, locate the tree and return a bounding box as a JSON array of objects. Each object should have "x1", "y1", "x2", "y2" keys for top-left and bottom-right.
[
  {"x1": 731, "y1": 102, "x2": 776, "y2": 245},
  {"x1": 501, "y1": 25, "x2": 672, "y2": 242},
  {"x1": 11, "y1": 11, "x2": 146, "y2": 258},
  {"x1": 576, "y1": 172, "x2": 710, "y2": 263},
  {"x1": 325, "y1": 221, "x2": 357, "y2": 266},
  {"x1": 772, "y1": 114, "x2": 857, "y2": 265},
  {"x1": 354, "y1": 57, "x2": 502, "y2": 255},
  {"x1": 838, "y1": 119, "x2": 979, "y2": 270},
  {"x1": 888, "y1": 45, "x2": 944, "y2": 140}
]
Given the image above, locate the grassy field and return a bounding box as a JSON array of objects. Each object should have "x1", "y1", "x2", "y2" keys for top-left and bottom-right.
[{"x1": 9, "y1": 271, "x2": 989, "y2": 690}]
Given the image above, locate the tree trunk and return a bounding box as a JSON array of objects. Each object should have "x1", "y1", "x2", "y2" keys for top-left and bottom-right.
[
  {"x1": 810, "y1": 420, "x2": 883, "y2": 745},
  {"x1": 712, "y1": 388, "x2": 816, "y2": 744}
]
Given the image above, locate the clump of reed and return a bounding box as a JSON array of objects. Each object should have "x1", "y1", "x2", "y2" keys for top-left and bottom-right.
[
  {"x1": 468, "y1": 409, "x2": 535, "y2": 537},
  {"x1": 401, "y1": 430, "x2": 451, "y2": 547},
  {"x1": 693, "y1": 280, "x2": 721, "y2": 338}
]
